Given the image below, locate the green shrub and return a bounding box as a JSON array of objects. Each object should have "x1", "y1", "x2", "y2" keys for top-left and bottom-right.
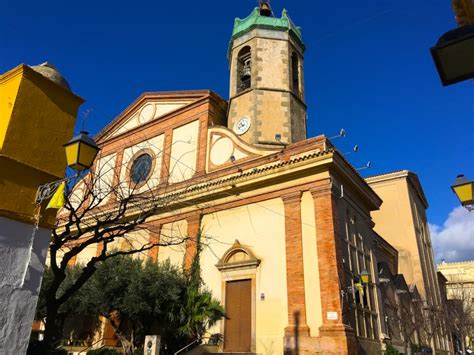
[
  {"x1": 27, "y1": 340, "x2": 68, "y2": 355},
  {"x1": 385, "y1": 344, "x2": 400, "y2": 355},
  {"x1": 86, "y1": 348, "x2": 122, "y2": 355}
]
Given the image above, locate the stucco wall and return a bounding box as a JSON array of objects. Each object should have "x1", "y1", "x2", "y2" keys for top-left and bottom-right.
[
  {"x1": 94, "y1": 153, "x2": 117, "y2": 203},
  {"x1": 112, "y1": 101, "x2": 192, "y2": 137},
  {"x1": 157, "y1": 220, "x2": 187, "y2": 266},
  {"x1": 169, "y1": 120, "x2": 199, "y2": 183},
  {"x1": 200, "y1": 198, "x2": 288, "y2": 354},
  {"x1": 369, "y1": 178, "x2": 417, "y2": 284},
  {"x1": 300, "y1": 191, "x2": 322, "y2": 337},
  {"x1": 0, "y1": 217, "x2": 51, "y2": 355}
]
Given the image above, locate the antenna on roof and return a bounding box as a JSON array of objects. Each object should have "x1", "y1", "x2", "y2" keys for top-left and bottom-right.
[
  {"x1": 229, "y1": 154, "x2": 243, "y2": 173},
  {"x1": 356, "y1": 161, "x2": 372, "y2": 171},
  {"x1": 345, "y1": 144, "x2": 359, "y2": 155},
  {"x1": 329, "y1": 128, "x2": 346, "y2": 140}
]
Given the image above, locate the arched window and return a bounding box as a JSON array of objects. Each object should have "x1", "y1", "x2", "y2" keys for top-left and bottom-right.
[
  {"x1": 216, "y1": 240, "x2": 260, "y2": 271},
  {"x1": 237, "y1": 46, "x2": 252, "y2": 93},
  {"x1": 291, "y1": 52, "x2": 300, "y2": 95}
]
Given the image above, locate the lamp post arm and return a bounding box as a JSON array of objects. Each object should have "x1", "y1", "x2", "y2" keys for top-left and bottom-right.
[{"x1": 36, "y1": 173, "x2": 78, "y2": 204}]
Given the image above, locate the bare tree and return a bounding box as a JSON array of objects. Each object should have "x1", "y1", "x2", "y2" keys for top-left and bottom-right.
[
  {"x1": 395, "y1": 290, "x2": 424, "y2": 352},
  {"x1": 40, "y1": 143, "x2": 203, "y2": 347},
  {"x1": 420, "y1": 303, "x2": 447, "y2": 352},
  {"x1": 446, "y1": 283, "x2": 473, "y2": 353}
]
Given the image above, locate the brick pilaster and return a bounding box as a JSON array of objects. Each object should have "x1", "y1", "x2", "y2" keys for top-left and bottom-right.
[
  {"x1": 111, "y1": 150, "x2": 124, "y2": 189},
  {"x1": 310, "y1": 179, "x2": 356, "y2": 354},
  {"x1": 194, "y1": 116, "x2": 208, "y2": 176},
  {"x1": 147, "y1": 223, "x2": 162, "y2": 262},
  {"x1": 160, "y1": 129, "x2": 173, "y2": 184},
  {"x1": 96, "y1": 241, "x2": 105, "y2": 257},
  {"x1": 282, "y1": 191, "x2": 310, "y2": 337},
  {"x1": 67, "y1": 255, "x2": 77, "y2": 267},
  {"x1": 184, "y1": 213, "x2": 202, "y2": 270}
]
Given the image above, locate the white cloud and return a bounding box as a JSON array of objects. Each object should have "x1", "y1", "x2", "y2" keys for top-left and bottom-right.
[{"x1": 430, "y1": 206, "x2": 474, "y2": 264}]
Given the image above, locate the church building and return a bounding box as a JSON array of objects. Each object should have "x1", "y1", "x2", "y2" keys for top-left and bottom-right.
[{"x1": 61, "y1": 3, "x2": 450, "y2": 354}]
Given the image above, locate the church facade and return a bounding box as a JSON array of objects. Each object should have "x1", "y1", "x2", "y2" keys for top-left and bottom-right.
[{"x1": 64, "y1": 4, "x2": 450, "y2": 354}]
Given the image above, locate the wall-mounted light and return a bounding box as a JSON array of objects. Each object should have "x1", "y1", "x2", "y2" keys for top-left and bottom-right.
[{"x1": 64, "y1": 130, "x2": 100, "y2": 171}]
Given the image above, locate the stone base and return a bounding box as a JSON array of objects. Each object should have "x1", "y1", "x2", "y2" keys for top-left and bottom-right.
[
  {"x1": 283, "y1": 324, "x2": 357, "y2": 355},
  {"x1": 0, "y1": 217, "x2": 50, "y2": 355}
]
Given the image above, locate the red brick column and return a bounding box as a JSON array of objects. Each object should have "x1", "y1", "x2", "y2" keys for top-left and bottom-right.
[
  {"x1": 96, "y1": 241, "x2": 105, "y2": 257},
  {"x1": 194, "y1": 117, "x2": 208, "y2": 176},
  {"x1": 282, "y1": 192, "x2": 310, "y2": 337},
  {"x1": 160, "y1": 129, "x2": 173, "y2": 184},
  {"x1": 184, "y1": 214, "x2": 202, "y2": 270},
  {"x1": 111, "y1": 150, "x2": 124, "y2": 190},
  {"x1": 67, "y1": 254, "x2": 77, "y2": 266},
  {"x1": 310, "y1": 179, "x2": 356, "y2": 354},
  {"x1": 147, "y1": 223, "x2": 162, "y2": 262}
]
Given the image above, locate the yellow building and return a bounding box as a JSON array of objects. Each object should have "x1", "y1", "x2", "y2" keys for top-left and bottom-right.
[
  {"x1": 0, "y1": 62, "x2": 83, "y2": 354},
  {"x1": 366, "y1": 171, "x2": 451, "y2": 352},
  {"x1": 58, "y1": 4, "x2": 450, "y2": 354},
  {"x1": 438, "y1": 261, "x2": 474, "y2": 350}
]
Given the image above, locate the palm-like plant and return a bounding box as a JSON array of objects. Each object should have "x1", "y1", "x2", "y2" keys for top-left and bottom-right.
[{"x1": 177, "y1": 288, "x2": 225, "y2": 339}]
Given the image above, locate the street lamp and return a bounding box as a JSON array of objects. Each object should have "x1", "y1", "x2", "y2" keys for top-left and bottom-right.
[
  {"x1": 63, "y1": 130, "x2": 100, "y2": 171},
  {"x1": 360, "y1": 269, "x2": 371, "y2": 284},
  {"x1": 451, "y1": 174, "x2": 474, "y2": 212},
  {"x1": 36, "y1": 131, "x2": 100, "y2": 204},
  {"x1": 342, "y1": 269, "x2": 371, "y2": 295},
  {"x1": 431, "y1": 25, "x2": 474, "y2": 86}
]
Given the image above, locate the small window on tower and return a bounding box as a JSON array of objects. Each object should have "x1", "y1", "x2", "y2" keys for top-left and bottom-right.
[
  {"x1": 291, "y1": 52, "x2": 300, "y2": 95},
  {"x1": 237, "y1": 46, "x2": 251, "y2": 93}
]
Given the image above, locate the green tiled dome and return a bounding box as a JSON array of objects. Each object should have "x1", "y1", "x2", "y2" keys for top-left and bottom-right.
[{"x1": 231, "y1": 7, "x2": 304, "y2": 49}]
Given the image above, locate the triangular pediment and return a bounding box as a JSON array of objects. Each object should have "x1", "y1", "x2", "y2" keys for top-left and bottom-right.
[{"x1": 96, "y1": 91, "x2": 211, "y2": 142}]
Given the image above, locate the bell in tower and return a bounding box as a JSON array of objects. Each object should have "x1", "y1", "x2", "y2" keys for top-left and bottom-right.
[
  {"x1": 259, "y1": 0, "x2": 272, "y2": 17},
  {"x1": 227, "y1": 6, "x2": 306, "y2": 147}
]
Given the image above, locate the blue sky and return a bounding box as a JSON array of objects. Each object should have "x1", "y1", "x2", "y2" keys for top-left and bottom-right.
[{"x1": 1, "y1": 0, "x2": 473, "y2": 259}]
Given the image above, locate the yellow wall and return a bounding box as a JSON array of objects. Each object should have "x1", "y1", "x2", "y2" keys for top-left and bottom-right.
[
  {"x1": 1, "y1": 65, "x2": 83, "y2": 177},
  {"x1": 368, "y1": 176, "x2": 418, "y2": 284},
  {"x1": 301, "y1": 191, "x2": 323, "y2": 337},
  {"x1": 0, "y1": 65, "x2": 83, "y2": 226},
  {"x1": 157, "y1": 220, "x2": 187, "y2": 266},
  {"x1": 200, "y1": 198, "x2": 288, "y2": 354},
  {"x1": 112, "y1": 101, "x2": 193, "y2": 137},
  {"x1": 367, "y1": 172, "x2": 443, "y2": 311},
  {"x1": 94, "y1": 153, "x2": 117, "y2": 204},
  {"x1": 0, "y1": 67, "x2": 22, "y2": 150},
  {"x1": 169, "y1": 120, "x2": 199, "y2": 183}
]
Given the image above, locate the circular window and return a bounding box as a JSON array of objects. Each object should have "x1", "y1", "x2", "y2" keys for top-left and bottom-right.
[{"x1": 130, "y1": 154, "x2": 153, "y2": 185}]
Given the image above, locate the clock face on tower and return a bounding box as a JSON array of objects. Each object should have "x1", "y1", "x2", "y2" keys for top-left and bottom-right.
[{"x1": 234, "y1": 117, "x2": 251, "y2": 135}]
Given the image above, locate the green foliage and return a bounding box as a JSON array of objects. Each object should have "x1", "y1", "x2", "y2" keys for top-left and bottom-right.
[
  {"x1": 83, "y1": 256, "x2": 188, "y2": 337},
  {"x1": 187, "y1": 231, "x2": 203, "y2": 292},
  {"x1": 86, "y1": 348, "x2": 122, "y2": 355},
  {"x1": 176, "y1": 230, "x2": 225, "y2": 339},
  {"x1": 79, "y1": 255, "x2": 223, "y2": 352},
  {"x1": 385, "y1": 344, "x2": 400, "y2": 355},
  {"x1": 26, "y1": 340, "x2": 67, "y2": 355},
  {"x1": 176, "y1": 288, "x2": 225, "y2": 338},
  {"x1": 36, "y1": 264, "x2": 91, "y2": 321},
  {"x1": 36, "y1": 236, "x2": 224, "y2": 354}
]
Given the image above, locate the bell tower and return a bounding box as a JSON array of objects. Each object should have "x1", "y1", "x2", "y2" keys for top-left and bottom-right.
[{"x1": 227, "y1": 2, "x2": 307, "y2": 147}]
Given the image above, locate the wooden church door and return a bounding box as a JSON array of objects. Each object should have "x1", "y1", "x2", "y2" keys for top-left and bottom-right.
[{"x1": 224, "y1": 279, "x2": 252, "y2": 352}]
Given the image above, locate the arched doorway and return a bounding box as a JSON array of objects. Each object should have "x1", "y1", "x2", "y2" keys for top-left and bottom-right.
[{"x1": 216, "y1": 240, "x2": 260, "y2": 352}]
